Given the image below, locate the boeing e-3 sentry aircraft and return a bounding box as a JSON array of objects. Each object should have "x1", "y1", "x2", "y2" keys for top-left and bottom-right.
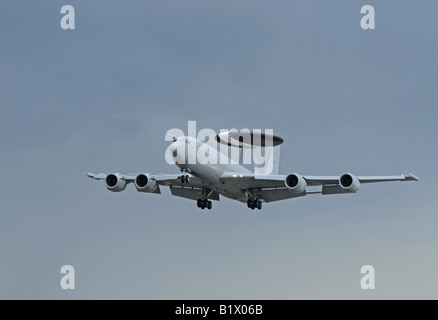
[{"x1": 88, "y1": 130, "x2": 418, "y2": 210}]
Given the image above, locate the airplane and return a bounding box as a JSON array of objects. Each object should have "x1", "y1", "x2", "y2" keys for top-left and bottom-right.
[{"x1": 87, "y1": 130, "x2": 418, "y2": 211}]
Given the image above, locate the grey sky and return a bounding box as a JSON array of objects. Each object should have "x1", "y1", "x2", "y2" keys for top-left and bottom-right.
[{"x1": 0, "y1": 1, "x2": 437, "y2": 299}]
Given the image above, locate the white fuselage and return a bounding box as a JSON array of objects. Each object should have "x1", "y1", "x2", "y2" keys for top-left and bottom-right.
[{"x1": 169, "y1": 136, "x2": 252, "y2": 202}]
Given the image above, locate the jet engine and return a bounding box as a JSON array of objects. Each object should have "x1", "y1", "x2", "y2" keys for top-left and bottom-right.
[
  {"x1": 285, "y1": 173, "x2": 307, "y2": 193},
  {"x1": 134, "y1": 173, "x2": 158, "y2": 193},
  {"x1": 339, "y1": 173, "x2": 360, "y2": 193},
  {"x1": 105, "y1": 173, "x2": 127, "y2": 192}
]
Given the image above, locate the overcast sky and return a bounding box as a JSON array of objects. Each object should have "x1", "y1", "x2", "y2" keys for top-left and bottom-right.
[{"x1": 1, "y1": 0, "x2": 437, "y2": 299}]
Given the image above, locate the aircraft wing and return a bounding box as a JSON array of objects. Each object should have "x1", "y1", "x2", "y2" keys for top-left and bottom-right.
[
  {"x1": 155, "y1": 174, "x2": 220, "y2": 200},
  {"x1": 219, "y1": 172, "x2": 418, "y2": 187},
  {"x1": 219, "y1": 172, "x2": 418, "y2": 202},
  {"x1": 87, "y1": 172, "x2": 205, "y2": 187},
  {"x1": 87, "y1": 172, "x2": 137, "y2": 182},
  {"x1": 296, "y1": 173, "x2": 418, "y2": 186},
  {"x1": 87, "y1": 172, "x2": 219, "y2": 201},
  {"x1": 154, "y1": 174, "x2": 205, "y2": 188}
]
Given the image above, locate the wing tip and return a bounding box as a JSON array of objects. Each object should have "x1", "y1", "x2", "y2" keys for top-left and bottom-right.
[{"x1": 406, "y1": 173, "x2": 419, "y2": 181}]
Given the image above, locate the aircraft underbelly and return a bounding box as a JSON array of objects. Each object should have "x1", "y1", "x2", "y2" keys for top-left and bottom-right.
[
  {"x1": 213, "y1": 184, "x2": 246, "y2": 202},
  {"x1": 190, "y1": 163, "x2": 248, "y2": 202}
]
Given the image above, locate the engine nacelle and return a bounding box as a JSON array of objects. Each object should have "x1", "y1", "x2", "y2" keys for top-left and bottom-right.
[
  {"x1": 134, "y1": 173, "x2": 158, "y2": 193},
  {"x1": 105, "y1": 173, "x2": 127, "y2": 192},
  {"x1": 339, "y1": 173, "x2": 360, "y2": 193},
  {"x1": 285, "y1": 173, "x2": 307, "y2": 193}
]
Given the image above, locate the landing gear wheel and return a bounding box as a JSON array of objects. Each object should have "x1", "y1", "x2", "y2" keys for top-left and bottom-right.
[
  {"x1": 257, "y1": 201, "x2": 262, "y2": 210},
  {"x1": 185, "y1": 175, "x2": 190, "y2": 183},
  {"x1": 248, "y1": 199, "x2": 258, "y2": 210},
  {"x1": 180, "y1": 175, "x2": 185, "y2": 183},
  {"x1": 199, "y1": 199, "x2": 210, "y2": 210}
]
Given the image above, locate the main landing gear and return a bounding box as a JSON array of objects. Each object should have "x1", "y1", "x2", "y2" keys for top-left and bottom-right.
[
  {"x1": 247, "y1": 199, "x2": 262, "y2": 210},
  {"x1": 246, "y1": 188, "x2": 262, "y2": 210},
  {"x1": 197, "y1": 199, "x2": 212, "y2": 210},
  {"x1": 180, "y1": 174, "x2": 190, "y2": 183},
  {"x1": 197, "y1": 187, "x2": 214, "y2": 210}
]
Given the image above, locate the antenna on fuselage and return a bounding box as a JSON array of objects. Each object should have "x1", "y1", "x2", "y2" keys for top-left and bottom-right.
[
  {"x1": 215, "y1": 130, "x2": 284, "y2": 148},
  {"x1": 215, "y1": 130, "x2": 284, "y2": 175}
]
